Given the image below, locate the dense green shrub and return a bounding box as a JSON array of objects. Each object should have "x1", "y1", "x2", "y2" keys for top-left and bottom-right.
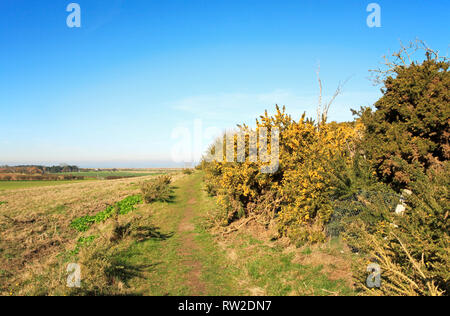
[
  {"x1": 338, "y1": 50, "x2": 450, "y2": 296},
  {"x1": 343, "y1": 165, "x2": 449, "y2": 296},
  {"x1": 324, "y1": 152, "x2": 399, "y2": 238},
  {"x1": 357, "y1": 56, "x2": 449, "y2": 190}
]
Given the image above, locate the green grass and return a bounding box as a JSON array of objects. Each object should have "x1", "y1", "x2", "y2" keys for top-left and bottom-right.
[
  {"x1": 103, "y1": 173, "x2": 240, "y2": 295},
  {"x1": 102, "y1": 172, "x2": 354, "y2": 296},
  {"x1": 234, "y1": 235, "x2": 353, "y2": 296},
  {"x1": 110, "y1": 180, "x2": 190, "y2": 295},
  {"x1": 190, "y1": 175, "x2": 244, "y2": 295},
  {"x1": 0, "y1": 180, "x2": 88, "y2": 191}
]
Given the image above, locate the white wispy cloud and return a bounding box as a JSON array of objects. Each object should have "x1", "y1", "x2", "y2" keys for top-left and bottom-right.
[{"x1": 171, "y1": 89, "x2": 381, "y2": 126}]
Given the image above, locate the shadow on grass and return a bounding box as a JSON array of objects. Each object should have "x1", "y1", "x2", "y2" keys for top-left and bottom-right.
[
  {"x1": 144, "y1": 189, "x2": 177, "y2": 204},
  {"x1": 106, "y1": 257, "x2": 161, "y2": 286},
  {"x1": 160, "y1": 193, "x2": 177, "y2": 204},
  {"x1": 133, "y1": 225, "x2": 174, "y2": 242},
  {"x1": 69, "y1": 258, "x2": 163, "y2": 296},
  {"x1": 163, "y1": 186, "x2": 178, "y2": 204}
]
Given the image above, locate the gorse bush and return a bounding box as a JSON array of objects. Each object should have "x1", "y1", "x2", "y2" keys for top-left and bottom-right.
[
  {"x1": 276, "y1": 119, "x2": 360, "y2": 243},
  {"x1": 202, "y1": 106, "x2": 360, "y2": 243},
  {"x1": 343, "y1": 165, "x2": 449, "y2": 296},
  {"x1": 202, "y1": 45, "x2": 449, "y2": 295},
  {"x1": 343, "y1": 48, "x2": 450, "y2": 296},
  {"x1": 182, "y1": 168, "x2": 194, "y2": 175},
  {"x1": 358, "y1": 55, "x2": 449, "y2": 190},
  {"x1": 158, "y1": 174, "x2": 172, "y2": 185},
  {"x1": 140, "y1": 175, "x2": 172, "y2": 203},
  {"x1": 324, "y1": 151, "x2": 399, "y2": 238}
]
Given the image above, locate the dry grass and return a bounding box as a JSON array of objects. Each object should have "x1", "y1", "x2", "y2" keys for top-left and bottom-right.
[
  {"x1": 212, "y1": 216, "x2": 355, "y2": 295},
  {"x1": 292, "y1": 245, "x2": 354, "y2": 287},
  {"x1": 0, "y1": 173, "x2": 182, "y2": 295}
]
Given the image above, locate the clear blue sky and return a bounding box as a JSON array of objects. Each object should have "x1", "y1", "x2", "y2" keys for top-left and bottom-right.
[{"x1": 0, "y1": 0, "x2": 448, "y2": 167}]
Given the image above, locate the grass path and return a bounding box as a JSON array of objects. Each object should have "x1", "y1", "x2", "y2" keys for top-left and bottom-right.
[
  {"x1": 114, "y1": 172, "x2": 354, "y2": 296},
  {"x1": 117, "y1": 172, "x2": 241, "y2": 295},
  {"x1": 176, "y1": 184, "x2": 207, "y2": 295}
]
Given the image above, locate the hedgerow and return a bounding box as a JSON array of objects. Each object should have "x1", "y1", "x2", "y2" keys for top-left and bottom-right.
[
  {"x1": 201, "y1": 44, "x2": 449, "y2": 295},
  {"x1": 342, "y1": 46, "x2": 449, "y2": 296}
]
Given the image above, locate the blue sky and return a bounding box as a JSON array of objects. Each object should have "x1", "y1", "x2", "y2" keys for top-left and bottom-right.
[{"x1": 0, "y1": 0, "x2": 448, "y2": 167}]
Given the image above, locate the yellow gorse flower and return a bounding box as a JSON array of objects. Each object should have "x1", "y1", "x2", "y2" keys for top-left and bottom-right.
[{"x1": 203, "y1": 105, "x2": 360, "y2": 243}]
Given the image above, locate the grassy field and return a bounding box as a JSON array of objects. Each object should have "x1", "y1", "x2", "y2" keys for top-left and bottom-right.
[
  {"x1": 53, "y1": 170, "x2": 176, "y2": 179},
  {"x1": 0, "y1": 173, "x2": 170, "y2": 295},
  {"x1": 0, "y1": 170, "x2": 177, "y2": 191},
  {"x1": 0, "y1": 180, "x2": 89, "y2": 191},
  {"x1": 0, "y1": 171, "x2": 354, "y2": 296}
]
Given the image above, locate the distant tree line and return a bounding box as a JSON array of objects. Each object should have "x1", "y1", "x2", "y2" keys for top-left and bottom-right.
[
  {"x1": 0, "y1": 165, "x2": 80, "y2": 174},
  {"x1": 44, "y1": 165, "x2": 80, "y2": 173}
]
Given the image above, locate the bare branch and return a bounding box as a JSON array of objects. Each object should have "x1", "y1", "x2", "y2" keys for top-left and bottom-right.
[
  {"x1": 316, "y1": 62, "x2": 323, "y2": 125},
  {"x1": 315, "y1": 63, "x2": 349, "y2": 125},
  {"x1": 322, "y1": 77, "x2": 350, "y2": 123},
  {"x1": 369, "y1": 38, "x2": 448, "y2": 85}
]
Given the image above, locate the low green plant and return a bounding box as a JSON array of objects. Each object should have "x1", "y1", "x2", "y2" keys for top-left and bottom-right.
[
  {"x1": 182, "y1": 168, "x2": 193, "y2": 175},
  {"x1": 71, "y1": 236, "x2": 97, "y2": 255},
  {"x1": 115, "y1": 195, "x2": 143, "y2": 215},
  {"x1": 70, "y1": 195, "x2": 142, "y2": 232}
]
